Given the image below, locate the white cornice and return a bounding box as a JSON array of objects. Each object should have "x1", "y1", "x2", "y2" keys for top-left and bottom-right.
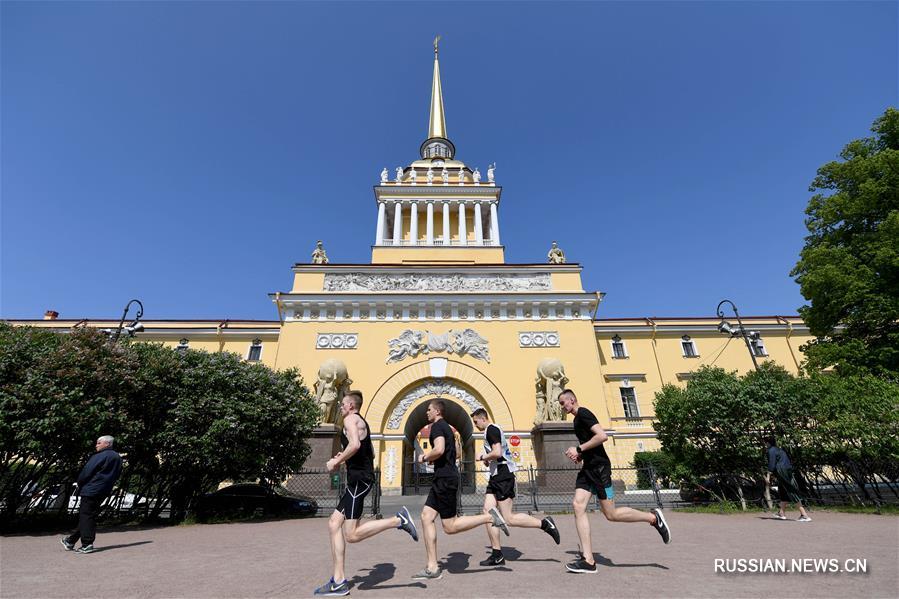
[
  {"x1": 374, "y1": 185, "x2": 501, "y2": 201},
  {"x1": 594, "y1": 322, "x2": 811, "y2": 335}
]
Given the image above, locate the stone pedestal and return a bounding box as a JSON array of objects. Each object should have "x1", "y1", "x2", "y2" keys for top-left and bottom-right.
[
  {"x1": 531, "y1": 421, "x2": 578, "y2": 491},
  {"x1": 307, "y1": 424, "x2": 341, "y2": 469},
  {"x1": 532, "y1": 421, "x2": 577, "y2": 469}
]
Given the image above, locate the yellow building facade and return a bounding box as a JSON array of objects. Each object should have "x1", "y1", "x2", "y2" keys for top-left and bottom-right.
[{"x1": 11, "y1": 46, "x2": 814, "y2": 494}]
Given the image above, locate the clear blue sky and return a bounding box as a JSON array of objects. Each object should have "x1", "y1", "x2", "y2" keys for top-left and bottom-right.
[{"x1": 2, "y1": 1, "x2": 896, "y2": 321}]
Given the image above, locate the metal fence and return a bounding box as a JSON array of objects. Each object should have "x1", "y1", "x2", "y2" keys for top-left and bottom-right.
[{"x1": 283, "y1": 468, "x2": 382, "y2": 517}]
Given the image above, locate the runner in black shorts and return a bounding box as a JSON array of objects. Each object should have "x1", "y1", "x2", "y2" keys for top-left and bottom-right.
[
  {"x1": 559, "y1": 389, "x2": 671, "y2": 574},
  {"x1": 471, "y1": 408, "x2": 561, "y2": 566},
  {"x1": 314, "y1": 391, "x2": 418, "y2": 597},
  {"x1": 412, "y1": 399, "x2": 510, "y2": 581}
]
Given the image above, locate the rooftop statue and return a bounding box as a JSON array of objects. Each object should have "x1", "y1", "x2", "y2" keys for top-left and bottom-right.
[
  {"x1": 311, "y1": 240, "x2": 329, "y2": 265},
  {"x1": 458, "y1": 168, "x2": 465, "y2": 185},
  {"x1": 547, "y1": 241, "x2": 566, "y2": 264},
  {"x1": 426, "y1": 168, "x2": 434, "y2": 185},
  {"x1": 380, "y1": 167, "x2": 388, "y2": 183},
  {"x1": 395, "y1": 167, "x2": 403, "y2": 182},
  {"x1": 473, "y1": 168, "x2": 481, "y2": 185},
  {"x1": 410, "y1": 167, "x2": 417, "y2": 184},
  {"x1": 487, "y1": 163, "x2": 496, "y2": 183},
  {"x1": 441, "y1": 166, "x2": 449, "y2": 185}
]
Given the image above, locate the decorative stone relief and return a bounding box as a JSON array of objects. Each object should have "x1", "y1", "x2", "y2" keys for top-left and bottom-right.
[
  {"x1": 314, "y1": 359, "x2": 352, "y2": 424},
  {"x1": 323, "y1": 273, "x2": 551, "y2": 292},
  {"x1": 387, "y1": 381, "x2": 484, "y2": 429},
  {"x1": 386, "y1": 329, "x2": 490, "y2": 364},
  {"x1": 519, "y1": 331, "x2": 560, "y2": 348},
  {"x1": 534, "y1": 357, "x2": 569, "y2": 425},
  {"x1": 385, "y1": 447, "x2": 397, "y2": 484},
  {"x1": 316, "y1": 333, "x2": 358, "y2": 349}
]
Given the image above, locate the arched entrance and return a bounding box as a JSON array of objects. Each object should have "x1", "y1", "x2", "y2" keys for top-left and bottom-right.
[{"x1": 401, "y1": 398, "x2": 477, "y2": 495}]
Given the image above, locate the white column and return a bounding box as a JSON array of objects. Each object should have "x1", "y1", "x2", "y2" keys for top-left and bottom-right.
[
  {"x1": 473, "y1": 202, "x2": 484, "y2": 244},
  {"x1": 490, "y1": 202, "x2": 501, "y2": 245},
  {"x1": 375, "y1": 201, "x2": 386, "y2": 245},
  {"x1": 458, "y1": 202, "x2": 467, "y2": 246},
  {"x1": 409, "y1": 202, "x2": 418, "y2": 245},
  {"x1": 442, "y1": 202, "x2": 451, "y2": 244},
  {"x1": 426, "y1": 202, "x2": 434, "y2": 245},
  {"x1": 393, "y1": 202, "x2": 403, "y2": 245}
]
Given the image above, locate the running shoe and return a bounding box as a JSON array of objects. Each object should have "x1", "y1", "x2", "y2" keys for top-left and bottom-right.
[
  {"x1": 411, "y1": 567, "x2": 443, "y2": 580},
  {"x1": 650, "y1": 508, "x2": 671, "y2": 544},
  {"x1": 488, "y1": 506, "x2": 510, "y2": 537},
  {"x1": 565, "y1": 558, "x2": 597, "y2": 574},
  {"x1": 313, "y1": 578, "x2": 349, "y2": 596},
  {"x1": 774, "y1": 514, "x2": 788, "y2": 520},
  {"x1": 479, "y1": 553, "x2": 506, "y2": 566},
  {"x1": 797, "y1": 515, "x2": 813, "y2": 522},
  {"x1": 397, "y1": 506, "x2": 418, "y2": 541},
  {"x1": 60, "y1": 537, "x2": 75, "y2": 551},
  {"x1": 542, "y1": 516, "x2": 561, "y2": 545},
  {"x1": 74, "y1": 544, "x2": 95, "y2": 554}
]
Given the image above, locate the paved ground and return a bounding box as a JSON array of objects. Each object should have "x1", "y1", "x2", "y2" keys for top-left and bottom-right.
[{"x1": 2, "y1": 510, "x2": 897, "y2": 598}]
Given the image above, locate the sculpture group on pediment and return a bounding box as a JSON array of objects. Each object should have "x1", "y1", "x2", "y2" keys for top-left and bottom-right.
[
  {"x1": 386, "y1": 328, "x2": 490, "y2": 364},
  {"x1": 534, "y1": 357, "x2": 569, "y2": 425}
]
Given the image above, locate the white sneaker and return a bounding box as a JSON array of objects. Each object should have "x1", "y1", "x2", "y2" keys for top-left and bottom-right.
[
  {"x1": 798, "y1": 515, "x2": 812, "y2": 522},
  {"x1": 775, "y1": 514, "x2": 788, "y2": 520}
]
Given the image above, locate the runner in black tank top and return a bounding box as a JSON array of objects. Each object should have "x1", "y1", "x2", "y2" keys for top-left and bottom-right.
[{"x1": 315, "y1": 392, "x2": 418, "y2": 597}]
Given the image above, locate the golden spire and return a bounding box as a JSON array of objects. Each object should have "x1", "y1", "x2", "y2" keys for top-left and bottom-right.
[{"x1": 428, "y1": 35, "x2": 447, "y2": 140}]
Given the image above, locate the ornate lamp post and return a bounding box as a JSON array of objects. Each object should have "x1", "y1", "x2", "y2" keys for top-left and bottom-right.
[
  {"x1": 716, "y1": 299, "x2": 760, "y2": 371},
  {"x1": 110, "y1": 299, "x2": 144, "y2": 343}
]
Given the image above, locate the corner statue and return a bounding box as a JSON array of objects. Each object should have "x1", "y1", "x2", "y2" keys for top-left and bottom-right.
[
  {"x1": 547, "y1": 241, "x2": 566, "y2": 264},
  {"x1": 311, "y1": 240, "x2": 329, "y2": 265},
  {"x1": 534, "y1": 358, "x2": 569, "y2": 425}
]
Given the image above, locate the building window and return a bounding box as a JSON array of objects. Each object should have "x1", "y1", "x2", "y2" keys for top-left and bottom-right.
[
  {"x1": 611, "y1": 335, "x2": 627, "y2": 359},
  {"x1": 681, "y1": 335, "x2": 698, "y2": 358},
  {"x1": 751, "y1": 336, "x2": 768, "y2": 357},
  {"x1": 176, "y1": 338, "x2": 189, "y2": 353},
  {"x1": 247, "y1": 339, "x2": 262, "y2": 361},
  {"x1": 620, "y1": 387, "x2": 639, "y2": 418}
]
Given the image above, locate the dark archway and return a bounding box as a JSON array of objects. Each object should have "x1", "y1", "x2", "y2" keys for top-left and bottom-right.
[{"x1": 401, "y1": 398, "x2": 477, "y2": 495}]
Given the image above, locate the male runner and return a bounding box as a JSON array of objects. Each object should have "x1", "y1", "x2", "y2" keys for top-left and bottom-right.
[
  {"x1": 471, "y1": 408, "x2": 560, "y2": 566},
  {"x1": 314, "y1": 391, "x2": 418, "y2": 596},
  {"x1": 559, "y1": 389, "x2": 671, "y2": 574},
  {"x1": 413, "y1": 399, "x2": 510, "y2": 580}
]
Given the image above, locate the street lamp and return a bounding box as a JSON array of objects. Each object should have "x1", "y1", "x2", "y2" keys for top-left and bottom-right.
[
  {"x1": 110, "y1": 299, "x2": 144, "y2": 343},
  {"x1": 716, "y1": 299, "x2": 760, "y2": 371}
]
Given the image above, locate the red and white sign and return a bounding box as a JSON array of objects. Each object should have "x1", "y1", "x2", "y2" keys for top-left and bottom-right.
[{"x1": 509, "y1": 435, "x2": 521, "y2": 447}]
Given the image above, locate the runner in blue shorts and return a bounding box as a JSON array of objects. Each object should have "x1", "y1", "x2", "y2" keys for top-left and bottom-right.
[{"x1": 558, "y1": 389, "x2": 671, "y2": 574}]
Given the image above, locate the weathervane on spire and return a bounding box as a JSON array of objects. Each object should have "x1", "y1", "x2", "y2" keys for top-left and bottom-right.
[{"x1": 433, "y1": 35, "x2": 441, "y2": 57}]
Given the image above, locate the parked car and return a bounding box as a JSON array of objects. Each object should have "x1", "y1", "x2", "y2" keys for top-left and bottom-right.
[
  {"x1": 193, "y1": 483, "x2": 318, "y2": 520},
  {"x1": 679, "y1": 475, "x2": 765, "y2": 504},
  {"x1": 26, "y1": 483, "x2": 145, "y2": 512}
]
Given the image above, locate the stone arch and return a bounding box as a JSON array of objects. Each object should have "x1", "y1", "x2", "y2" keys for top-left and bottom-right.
[{"x1": 363, "y1": 358, "x2": 514, "y2": 433}]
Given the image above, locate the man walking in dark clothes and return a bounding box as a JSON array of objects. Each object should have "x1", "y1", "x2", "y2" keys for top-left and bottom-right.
[
  {"x1": 766, "y1": 437, "x2": 811, "y2": 522},
  {"x1": 315, "y1": 391, "x2": 419, "y2": 597},
  {"x1": 413, "y1": 399, "x2": 510, "y2": 581},
  {"x1": 558, "y1": 389, "x2": 671, "y2": 574},
  {"x1": 471, "y1": 408, "x2": 560, "y2": 566},
  {"x1": 60, "y1": 435, "x2": 123, "y2": 554}
]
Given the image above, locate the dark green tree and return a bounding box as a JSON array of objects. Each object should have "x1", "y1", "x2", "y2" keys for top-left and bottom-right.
[{"x1": 791, "y1": 107, "x2": 899, "y2": 377}]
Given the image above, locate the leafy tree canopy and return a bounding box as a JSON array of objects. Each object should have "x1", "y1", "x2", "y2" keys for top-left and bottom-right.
[{"x1": 791, "y1": 107, "x2": 899, "y2": 377}]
